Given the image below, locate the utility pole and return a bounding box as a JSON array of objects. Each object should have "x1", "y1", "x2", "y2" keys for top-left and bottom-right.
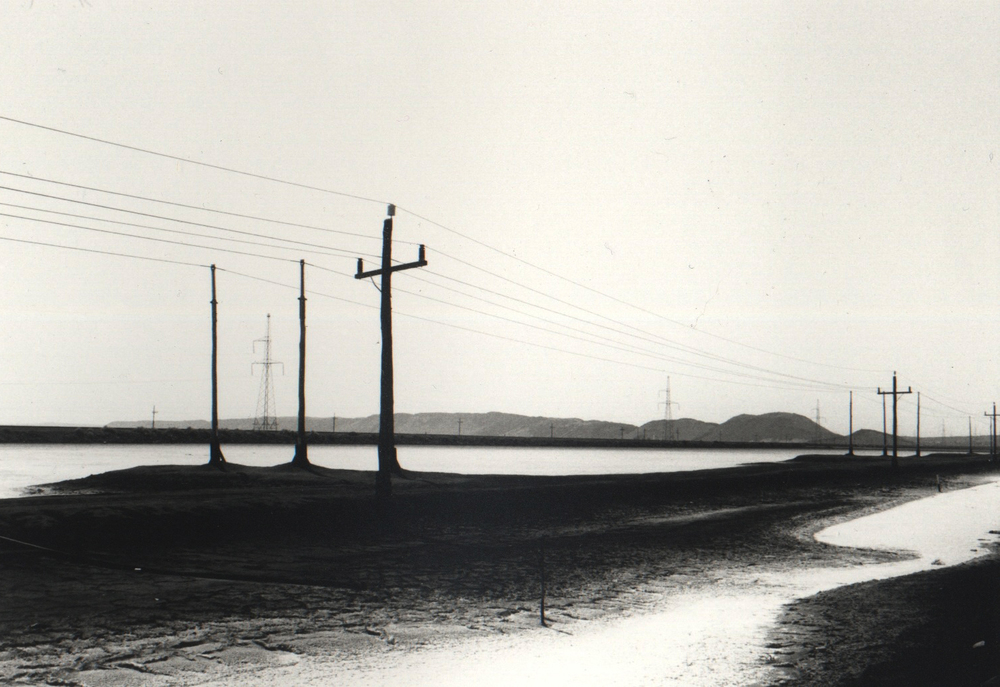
[
  {"x1": 458, "y1": 417, "x2": 463, "y2": 436},
  {"x1": 985, "y1": 403, "x2": 999, "y2": 461},
  {"x1": 355, "y1": 205, "x2": 427, "y2": 496},
  {"x1": 848, "y1": 391, "x2": 854, "y2": 456},
  {"x1": 208, "y1": 264, "x2": 226, "y2": 469},
  {"x1": 877, "y1": 372, "x2": 912, "y2": 469},
  {"x1": 332, "y1": 414, "x2": 336, "y2": 433},
  {"x1": 914, "y1": 391, "x2": 921, "y2": 457},
  {"x1": 292, "y1": 260, "x2": 309, "y2": 468},
  {"x1": 151, "y1": 405, "x2": 157, "y2": 430},
  {"x1": 881, "y1": 395, "x2": 888, "y2": 456},
  {"x1": 658, "y1": 377, "x2": 679, "y2": 441},
  {"x1": 252, "y1": 314, "x2": 283, "y2": 431}
]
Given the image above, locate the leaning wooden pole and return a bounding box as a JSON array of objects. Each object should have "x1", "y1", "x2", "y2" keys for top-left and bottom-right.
[
  {"x1": 208, "y1": 264, "x2": 226, "y2": 469},
  {"x1": 292, "y1": 259, "x2": 310, "y2": 468}
]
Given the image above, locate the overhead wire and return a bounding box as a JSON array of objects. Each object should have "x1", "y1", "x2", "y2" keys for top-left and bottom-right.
[
  {"x1": 400, "y1": 207, "x2": 887, "y2": 375},
  {"x1": 306, "y1": 262, "x2": 862, "y2": 393},
  {"x1": 0, "y1": 200, "x2": 369, "y2": 261},
  {"x1": 0, "y1": 184, "x2": 382, "y2": 259},
  {"x1": 0, "y1": 169, "x2": 419, "y2": 246},
  {"x1": 0, "y1": 211, "x2": 300, "y2": 265},
  {"x1": 0, "y1": 115, "x2": 885, "y2": 378},
  {"x1": 427, "y1": 249, "x2": 868, "y2": 390},
  {"x1": 0, "y1": 177, "x2": 882, "y2": 390},
  {"x1": 0, "y1": 115, "x2": 389, "y2": 206},
  {"x1": 0, "y1": 115, "x2": 915, "y2": 397},
  {"x1": 0, "y1": 233, "x2": 206, "y2": 268}
]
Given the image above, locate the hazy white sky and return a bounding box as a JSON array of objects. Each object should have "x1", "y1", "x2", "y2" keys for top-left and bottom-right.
[{"x1": 0, "y1": 1, "x2": 996, "y2": 434}]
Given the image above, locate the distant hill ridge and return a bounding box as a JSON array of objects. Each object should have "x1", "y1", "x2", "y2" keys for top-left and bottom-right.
[{"x1": 108, "y1": 410, "x2": 871, "y2": 444}]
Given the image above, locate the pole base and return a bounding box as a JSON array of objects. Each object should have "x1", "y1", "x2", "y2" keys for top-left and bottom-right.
[
  {"x1": 208, "y1": 442, "x2": 226, "y2": 470},
  {"x1": 292, "y1": 442, "x2": 309, "y2": 468}
]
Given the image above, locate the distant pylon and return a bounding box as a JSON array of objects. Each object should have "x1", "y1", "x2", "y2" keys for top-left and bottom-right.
[
  {"x1": 659, "y1": 377, "x2": 679, "y2": 441},
  {"x1": 252, "y1": 314, "x2": 284, "y2": 431},
  {"x1": 814, "y1": 399, "x2": 823, "y2": 443}
]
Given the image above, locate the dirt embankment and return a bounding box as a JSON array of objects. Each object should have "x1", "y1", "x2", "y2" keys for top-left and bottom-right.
[{"x1": 0, "y1": 453, "x2": 995, "y2": 685}]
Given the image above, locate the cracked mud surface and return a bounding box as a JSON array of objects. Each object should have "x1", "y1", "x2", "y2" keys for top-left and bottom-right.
[{"x1": 0, "y1": 454, "x2": 995, "y2": 685}]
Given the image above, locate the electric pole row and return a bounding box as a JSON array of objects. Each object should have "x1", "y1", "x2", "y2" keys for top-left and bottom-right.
[{"x1": 207, "y1": 261, "x2": 310, "y2": 470}]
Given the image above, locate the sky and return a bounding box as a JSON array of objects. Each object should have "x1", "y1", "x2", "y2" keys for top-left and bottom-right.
[{"x1": 0, "y1": 1, "x2": 997, "y2": 436}]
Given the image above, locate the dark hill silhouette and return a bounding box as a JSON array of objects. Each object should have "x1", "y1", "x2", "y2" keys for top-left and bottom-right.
[
  {"x1": 703, "y1": 412, "x2": 842, "y2": 444},
  {"x1": 107, "y1": 410, "x2": 858, "y2": 445},
  {"x1": 108, "y1": 412, "x2": 640, "y2": 439},
  {"x1": 638, "y1": 418, "x2": 719, "y2": 441}
]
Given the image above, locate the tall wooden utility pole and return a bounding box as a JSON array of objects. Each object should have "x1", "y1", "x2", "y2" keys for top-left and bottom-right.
[
  {"x1": 878, "y1": 372, "x2": 912, "y2": 469},
  {"x1": 914, "y1": 391, "x2": 921, "y2": 457},
  {"x1": 355, "y1": 204, "x2": 427, "y2": 496},
  {"x1": 847, "y1": 391, "x2": 854, "y2": 456},
  {"x1": 208, "y1": 264, "x2": 226, "y2": 469},
  {"x1": 881, "y1": 395, "x2": 888, "y2": 456},
  {"x1": 292, "y1": 260, "x2": 310, "y2": 468}
]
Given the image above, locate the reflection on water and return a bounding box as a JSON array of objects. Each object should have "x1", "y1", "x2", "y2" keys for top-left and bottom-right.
[{"x1": 0, "y1": 443, "x2": 835, "y2": 499}]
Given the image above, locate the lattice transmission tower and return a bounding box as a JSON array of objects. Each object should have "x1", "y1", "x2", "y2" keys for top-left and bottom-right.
[
  {"x1": 659, "y1": 377, "x2": 679, "y2": 440},
  {"x1": 252, "y1": 314, "x2": 283, "y2": 431}
]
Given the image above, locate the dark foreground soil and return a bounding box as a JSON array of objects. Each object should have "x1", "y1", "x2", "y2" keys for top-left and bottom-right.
[
  {"x1": 0, "y1": 452, "x2": 997, "y2": 685},
  {"x1": 767, "y1": 553, "x2": 1000, "y2": 686}
]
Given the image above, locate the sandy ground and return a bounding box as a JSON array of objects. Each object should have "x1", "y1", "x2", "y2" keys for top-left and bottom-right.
[{"x1": 0, "y1": 453, "x2": 997, "y2": 685}]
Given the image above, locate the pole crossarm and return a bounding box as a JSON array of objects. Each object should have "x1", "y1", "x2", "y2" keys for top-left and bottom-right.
[{"x1": 355, "y1": 245, "x2": 427, "y2": 279}]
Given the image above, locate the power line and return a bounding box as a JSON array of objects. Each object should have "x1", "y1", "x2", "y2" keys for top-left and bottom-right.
[
  {"x1": 217, "y1": 267, "x2": 379, "y2": 311},
  {"x1": 0, "y1": 169, "x2": 417, "y2": 246},
  {"x1": 309, "y1": 261, "x2": 857, "y2": 390},
  {"x1": 0, "y1": 227, "x2": 876, "y2": 397},
  {"x1": 0, "y1": 115, "x2": 896, "y2": 389},
  {"x1": 0, "y1": 233, "x2": 206, "y2": 268},
  {"x1": 0, "y1": 211, "x2": 300, "y2": 265},
  {"x1": 401, "y1": 207, "x2": 886, "y2": 375},
  {"x1": 4, "y1": 204, "x2": 870, "y2": 394},
  {"x1": 0, "y1": 227, "x2": 928, "y2": 402},
  {"x1": 0, "y1": 184, "x2": 382, "y2": 259},
  {"x1": 391, "y1": 284, "x2": 855, "y2": 391},
  {"x1": 419, "y1": 258, "x2": 861, "y2": 391},
  {"x1": 0, "y1": 199, "x2": 372, "y2": 261},
  {"x1": 0, "y1": 115, "x2": 389, "y2": 206},
  {"x1": 0, "y1": 116, "x2": 882, "y2": 381},
  {"x1": 428, "y1": 249, "x2": 862, "y2": 389}
]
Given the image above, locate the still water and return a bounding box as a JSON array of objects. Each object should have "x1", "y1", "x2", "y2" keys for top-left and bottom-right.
[{"x1": 0, "y1": 443, "x2": 847, "y2": 499}]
